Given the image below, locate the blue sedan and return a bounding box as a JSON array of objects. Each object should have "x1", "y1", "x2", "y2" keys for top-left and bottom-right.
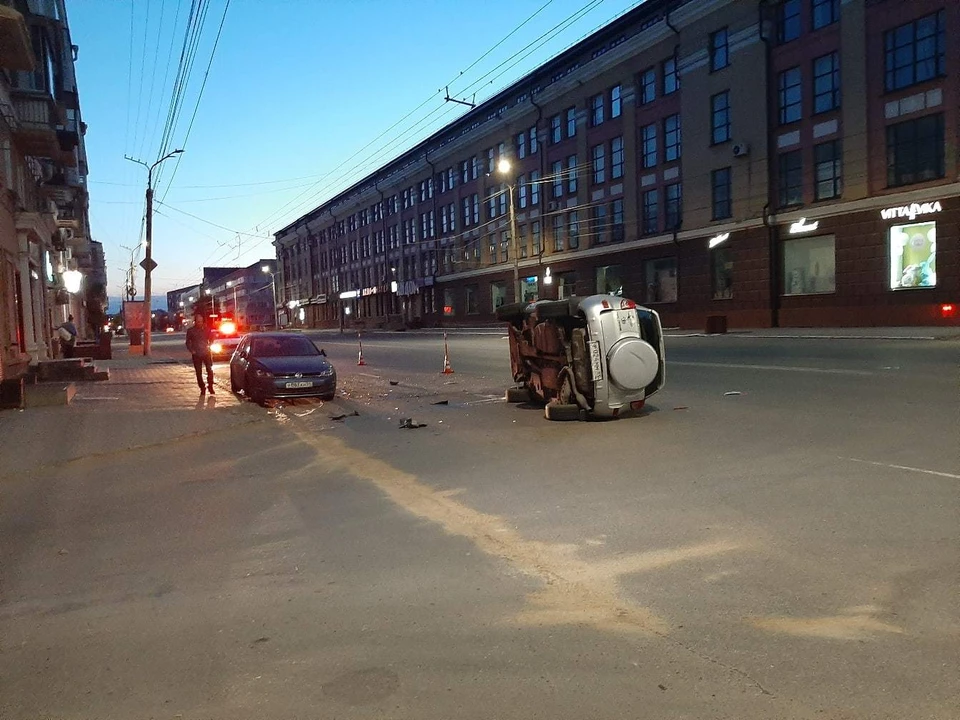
[{"x1": 229, "y1": 332, "x2": 336, "y2": 404}]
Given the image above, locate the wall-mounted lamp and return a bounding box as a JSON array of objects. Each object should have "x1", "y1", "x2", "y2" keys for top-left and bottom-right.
[
  {"x1": 789, "y1": 217, "x2": 819, "y2": 234},
  {"x1": 708, "y1": 232, "x2": 730, "y2": 249},
  {"x1": 543, "y1": 267, "x2": 553, "y2": 285}
]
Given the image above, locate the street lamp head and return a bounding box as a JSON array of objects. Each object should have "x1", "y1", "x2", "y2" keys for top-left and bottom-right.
[
  {"x1": 226, "y1": 280, "x2": 233, "y2": 287},
  {"x1": 261, "y1": 265, "x2": 271, "y2": 273},
  {"x1": 204, "y1": 289, "x2": 212, "y2": 295},
  {"x1": 497, "y1": 158, "x2": 512, "y2": 174},
  {"x1": 62, "y1": 269, "x2": 83, "y2": 293}
]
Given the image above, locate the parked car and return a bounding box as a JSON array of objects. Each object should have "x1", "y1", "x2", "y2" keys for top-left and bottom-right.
[
  {"x1": 209, "y1": 317, "x2": 242, "y2": 360},
  {"x1": 229, "y1": 332, "x2": 336, "y2": 404},
  {"x1": 496, "y1": 294, "x2": 665, "y2": 420}
]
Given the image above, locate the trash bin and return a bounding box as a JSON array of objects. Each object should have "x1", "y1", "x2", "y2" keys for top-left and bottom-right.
[{"x1": 128, "y1": 328, "x2": 143, "y2": 345}]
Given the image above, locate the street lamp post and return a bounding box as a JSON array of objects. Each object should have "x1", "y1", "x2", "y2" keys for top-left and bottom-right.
[
  {"x1": 226, "y1": 280, "x2": 238, "y2": 317},
  {"x1": 497, "y1": 159, "x2": 522, "y2": 303},
  {"x1": 262, "y1": 265, "x2": 279, "y2": 328},
  {"x1": 125, "y1": 148, "x2": 183, "y2": 356}
]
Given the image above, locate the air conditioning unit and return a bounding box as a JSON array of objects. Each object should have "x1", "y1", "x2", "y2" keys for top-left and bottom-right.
[{"x1": 732, "y1": 143, "x2": 750, "y2": 157}]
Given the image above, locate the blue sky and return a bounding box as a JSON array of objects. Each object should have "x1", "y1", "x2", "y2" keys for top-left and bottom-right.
[{"x1": 69, "y1": 0, "x2": 642, "y2": 301}]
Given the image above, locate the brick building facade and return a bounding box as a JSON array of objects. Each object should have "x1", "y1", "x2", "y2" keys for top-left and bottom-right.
[{"x1": 274, "y1": 0, "x2": 958, "y2": 330}]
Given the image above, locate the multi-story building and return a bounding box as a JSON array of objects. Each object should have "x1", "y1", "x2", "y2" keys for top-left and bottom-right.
[
  {"x1": 0, "y1": 0, "x2": 101, "y2": 384},
  {"x1": 274, "y1": 0, "x2": 958, "y2": 330},
  {"x1": 207, "y1": 260, "x2": 278, "y2": 330}
]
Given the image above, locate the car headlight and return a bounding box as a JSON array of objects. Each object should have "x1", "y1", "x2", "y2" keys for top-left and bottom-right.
[
  {"x1": 253, "y1": 366, "x2": 273, "y2": 378},
  {"x1": 210, "y1": 342, "x2": 223, "y2": 353},
  {"x1": 318, "y1": 367, "x2": 334, "y2": 377}
]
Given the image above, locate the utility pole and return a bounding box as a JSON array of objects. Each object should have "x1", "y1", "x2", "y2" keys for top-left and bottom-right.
[
  {"x1": 497, "y1": 159, "x2": 522, "y2": 303},
  {"x1": 126, "y1": 149, "x2": 183, "y2": 356}
]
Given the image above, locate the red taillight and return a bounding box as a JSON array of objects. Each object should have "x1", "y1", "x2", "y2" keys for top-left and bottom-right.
[
  {"x1": 941, "y1": 303, "x2": 956, "y2": 318},
  {"x1": 219, "y1": 320, "x2": 237, "y2": 335},
  {"x1": 601, "y1": 300, "x2": 610, "y2": 308},
  {"x1": 630, "y1": 399, "x2": 645, "y2": 410},
  {"x1": 620, "y1": 299, "x2": 637, "y2": 310}
]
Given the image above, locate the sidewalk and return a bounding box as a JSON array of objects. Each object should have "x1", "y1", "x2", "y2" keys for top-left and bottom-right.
[{"x1": 0, "y1": 354, "x2": 254, "y2": 481}]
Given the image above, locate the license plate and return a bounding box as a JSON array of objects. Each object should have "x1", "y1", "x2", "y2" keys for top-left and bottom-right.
[
  {"x1": 588, "y1": 340, "x2": 603, "y2": 382},
  {"x1": 284, "y1": 381, "x2": 313, "y2": 388}
]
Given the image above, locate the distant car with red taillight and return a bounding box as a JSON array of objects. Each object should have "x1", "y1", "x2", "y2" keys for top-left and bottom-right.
[{"x1": 209, "y1": 316, "x2": 243, "y2": 360}]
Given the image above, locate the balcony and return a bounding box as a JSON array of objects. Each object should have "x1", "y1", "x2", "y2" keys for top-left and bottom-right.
[
  {"x1": 0, "y1": 5, "x2": 35, "y2": 72},
  {"x1": 10, "y1": 94, "x2": 62, "y2": 159}
]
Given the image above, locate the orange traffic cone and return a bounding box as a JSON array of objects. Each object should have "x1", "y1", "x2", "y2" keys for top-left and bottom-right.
[
  {"x1": 357, "y1": 332, "x2": 366, "y2": 366},
  {"x1": 441, "y1": 333, "x2": 455, "y2": 374}
]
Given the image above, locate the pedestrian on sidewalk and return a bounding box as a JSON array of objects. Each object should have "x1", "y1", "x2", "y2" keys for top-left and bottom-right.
[
  {"x1": 57, "y1": 314, "x2": 78, "y2": 358},
  {"x1": 185, "y1": 313, "x2": 215, "y2": 394}
]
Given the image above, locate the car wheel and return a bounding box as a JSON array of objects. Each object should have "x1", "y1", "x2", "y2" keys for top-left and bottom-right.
[
  {"x1": 544, "y1": 402, "x2": 582, "y2": 421},
  {"x1": 505, "y1": 387, "x2": 531, "y2": 403},
  {"x1": 320, "y1": 390, "x2": 336, "y2": 401}
]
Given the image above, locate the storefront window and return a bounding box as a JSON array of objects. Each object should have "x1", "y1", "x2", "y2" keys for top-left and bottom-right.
[
  {"x1": 490, "y1": 281, "x2": 507, "y2": 311},
  {"x1": 443, "y1": 288, "x2": 455, "y2": 316},
  {"x1": 595, "y1": 265, "x2": 623, "y2": 296},
  {"x1": 711, "y1": 247, "x2": 733, "y2": 299},
  {"x1": 889, "y1": 221, "x2": 936, "y2": 289},
  {"x1": 555, "y1": 271, "x2": 577, "y2": 299},
  {"x1": 521, "y1": 276, "x2": 538, "y2": 302},
  {"x1": 783, "y1": 235, "x2": 836, "y2": 294},
  {"x1": 643, "y1": 258, "x2": 678, "y2": 303}
]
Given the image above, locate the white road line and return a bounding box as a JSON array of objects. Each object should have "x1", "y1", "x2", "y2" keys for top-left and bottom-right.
[
  {"x1": 670, "y1": 361, "x2": 876, "y2": 376},
  {"x1": 841, "y1": 457, "x2": 960, "y2": 480}
]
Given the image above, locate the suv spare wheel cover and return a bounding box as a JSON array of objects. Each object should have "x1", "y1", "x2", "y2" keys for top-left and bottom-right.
[{"x1": 606, "y1": 338, "x2": 658, "y2": 390}]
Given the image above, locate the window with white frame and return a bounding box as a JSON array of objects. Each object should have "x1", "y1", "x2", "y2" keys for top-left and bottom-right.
[
  {"x1": 610, "y1": 84, "x2": 622, "y2": 118},
  {"x1": 611, "y1": 136, "x2": 624, "y2": 179},
  {"x1": 664, "y1": 114, "x2": 681, "y2": 161}
]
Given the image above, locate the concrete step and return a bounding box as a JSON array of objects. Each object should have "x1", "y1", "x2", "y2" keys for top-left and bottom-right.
[{"x1": 24, "y1": 382, "x2": 76, "y2": 408}]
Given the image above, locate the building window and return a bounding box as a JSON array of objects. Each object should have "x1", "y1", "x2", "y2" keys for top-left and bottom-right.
[
  {"x1": 568, "y1": 211, "x2": 580, "y2": 249},
  {"x1": 516, "y1": 131, "x2": 526, "y2": 159},
  {"x1": 610, "y1": 137, "x2": 624, "y2": 179},
  {"x1": 592, "y1": 144, "x2": 606, "y2": 184},
  {"x1": 550, "y1": 114, "x2": 562, "y2": 144},
  {"x1": 778, "y1": 67, "x2": 802, "y2": 125},
  {"x1": 665, "y1": 182, "x2": 682, "y2": 229},
  {"x1": 498, "y1": 185, "x2": 507, "y2": 216},
  {"x1": 610, "y1": 198, "x2": 624, "y2": 242},
  {"x1": 639, "y1": 67, "x2": 656, "y2": 104},
  {"x1": 710, "y1": 28, "x2": 729, "y2": 72},
  {"x1": 711, "y1": 167, "x2": 732, "y2": 220},
  {"x1": 555, "y1": 271, "x2": 577, "y2": 299},
  {"x1": 596, "y1": 265, "x2": 623, "y2": 295},
  {"x1": 610, "y1": 84, "x2": 622, "y2": 118},
  {"x1": 472, "y1": 156, "x2": 481, "y2": 179},
  {"x1": 590, "y1": 94, "x2": 604, "y2": 126},
  {"x1": 518, "y1": 176, "x2": 528, "y2": 209},
  {"x1": 443, "y1": 288, "x2": 455, "y2": 316},
  {"x1": 552, "y1": 160, "x2": 564, "y2": 198},
  {"x1": 529, "y1": 125, "x2": 538, "y2": 154},
  {"x1": 500, "y1": 231, "x2": 510, "y2": 262},
  {"x1": 566, "y1": 106, "x2": 577, "y2": 137},
  {"x1": 491, "y1": 281, "x2": 507, "y2": 311},
  {"x1": 814, "y1": 140, "x2": 842, "y2": 200},
  {"x1": 642, "y1": 123, "x2": 658, "y2": 168},
  {"x1": 813, "y1": 52, "x2": 840, "y2": 114},
  {"x1": 552, "y1": 215, "x2": 564, "y2": 251},
  {"x1": 465, "y1": 284, "x2": 479, "y2": 314},
  {"x1": 778, "y1": 150, "x2": 803, "y2": 207},
  {"x1": 472, "y1": 193, "x2": 480, "y2": 224},
  {"x1": 592, "y1": 204, "x2": 608, "y2": 244},
  {"x1": 884, "y1": 10, "x2": 945, "y2": 92},
  {"x1": 567, "y1": 155, "x2": 578, "y2": 194},
  {"x1": 664, "y1": 114, "x2": 681, "y2": 161},
  {"x1": 488, "y1": 235, "x2": 497, "y2": 265},
  {"x1": 778, "y1": 0, "x2": 801, "y2": 44},
  {"x1": 662, "y1": 55, "x2": 679, "y2": 94},
  {"x1": 890, "y1": 221, "x2": 936, "y2": 289},
  {"x1": 812, "y1": 0, "x2": 839, "y2": 30},
  {"x1": 530, "y1": 171, "x2": 540, "y2": 205},
  {"x1": 784, "y1": 235, "x2": 835, "y2": 294},
  {"x1": 642, "y1": 189, "x2": 659, "y2": 235},
  {"x1": 711, "y1": 91, "x2": 730, "y2": 144},
  {"x1": 643, "y1": 258, "x2": 678, "y2": 303},
  {"x1": 486, "y1": 148, "x2": 495, "y2": 174},
  {"x1": 518, "y1": 225, "x2": 527, "y2": 258},
  {"x1": 886, "y1": 113, "x2": 944, "y2": 187},
  {"x1": 531, "y1": 221, "x2": 542, "y2": 256},
  {"x1": 711, "y1": 246, "x2": 733, "y2": 300}
]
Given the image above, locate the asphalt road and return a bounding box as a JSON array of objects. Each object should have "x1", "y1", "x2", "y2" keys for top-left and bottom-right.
[{"x1": 2, "y1": 331, "x2": 957, "y2": 719}]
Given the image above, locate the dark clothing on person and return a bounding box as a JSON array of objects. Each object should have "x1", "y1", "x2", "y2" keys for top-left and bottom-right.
[{"x1": 185, "y1": 323, "x2": 215, "y2": 392}]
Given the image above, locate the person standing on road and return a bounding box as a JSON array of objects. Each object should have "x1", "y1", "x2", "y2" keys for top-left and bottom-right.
[
  {"x1": 185, "y1": 313, "x2": 215, "y2": 394},
  {"x1": 57, "y1": 314, "x2": 78, "y2": 358}
]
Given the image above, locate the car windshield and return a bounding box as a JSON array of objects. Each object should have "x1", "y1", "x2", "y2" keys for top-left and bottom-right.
[{"x1": 250, "y1": 336, "x2": 320, "y2": 357}]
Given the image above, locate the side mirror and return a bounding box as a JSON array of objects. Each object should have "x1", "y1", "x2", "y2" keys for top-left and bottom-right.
[{"x1": 319, "y1": 348, "x2": 327, "y2": 357}]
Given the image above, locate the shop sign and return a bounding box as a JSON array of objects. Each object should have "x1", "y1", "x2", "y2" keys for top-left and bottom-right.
[
  {"x1": 788, "y1": 217, "x2": 819, "y2": 234},
  {"x1": 361, "y1": 286, "x2": 378, "y2": 297},
  {"x1": 880, "y1": 201, "x2": 942, "y2": 221},
  {"x1": 316, "y1": 294, "x2": 327, "y2": 305},
  {"x1": 339, "y1": 290, "x2": 359, "y2": 300}
]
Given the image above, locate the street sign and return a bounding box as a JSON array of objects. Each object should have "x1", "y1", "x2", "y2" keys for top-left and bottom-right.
[{"x1": 139, "y1": 258, "x2": 158, "y2": 272}]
